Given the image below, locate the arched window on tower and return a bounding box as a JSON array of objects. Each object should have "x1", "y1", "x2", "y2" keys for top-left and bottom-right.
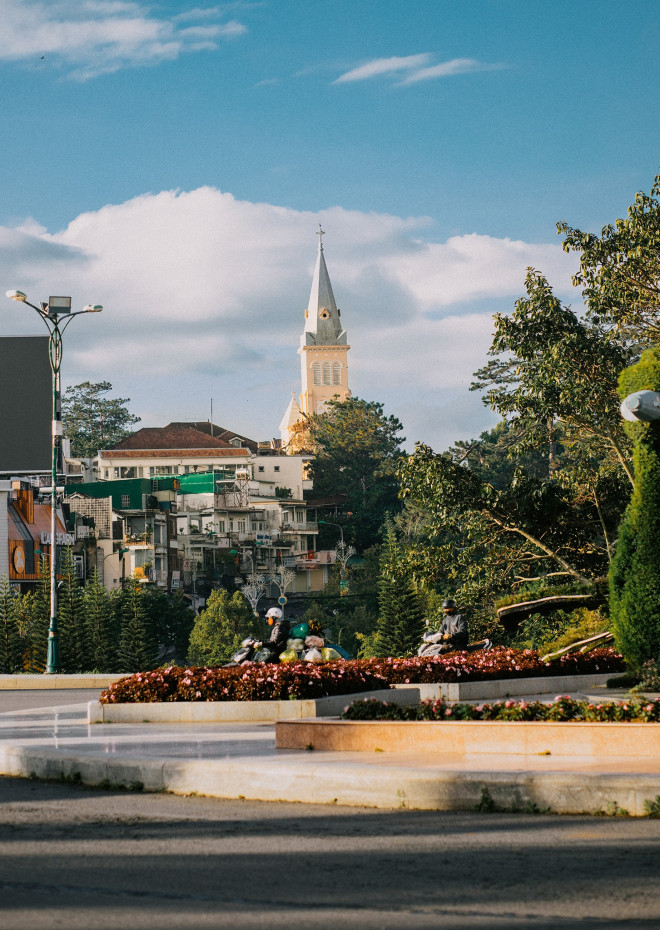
[
  {"x1": 312, "y1": 362, "x2": 321, "y2": 385},
  {"x1": 322, "y1": 362, "x2": 332, "y2": 385},
  {"x1": 332, "y1": 362, "x2": 342, "y2": 385}
]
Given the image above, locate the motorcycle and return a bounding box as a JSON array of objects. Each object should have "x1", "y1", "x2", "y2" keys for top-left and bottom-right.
[{"x1": 418, "y1": 630, "x2": 493, "y2": 658}]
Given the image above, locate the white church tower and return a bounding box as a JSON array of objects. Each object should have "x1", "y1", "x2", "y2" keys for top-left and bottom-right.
[{"x1": 280, "y1": 227, "x2": 351, "y2": 446}]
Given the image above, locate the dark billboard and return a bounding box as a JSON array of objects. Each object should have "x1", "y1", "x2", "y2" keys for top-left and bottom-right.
[{"x1": 0, "y1": 336, "x2": 51, "y2": 473}]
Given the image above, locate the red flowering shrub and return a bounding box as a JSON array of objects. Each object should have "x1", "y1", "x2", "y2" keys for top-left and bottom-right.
[
  {"x1": 342, "y1": 695, "x2": 660, "y2": 723},
  {"x1": 100, "y1": 661, "x2": 388, "y2": 704},
  {"x1": 99, "y1": 647, "x2": 624, "y2": 704}
]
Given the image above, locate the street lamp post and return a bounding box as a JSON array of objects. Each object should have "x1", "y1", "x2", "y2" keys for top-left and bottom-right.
[
  {"x1": 319, "y1": 519, "x2": 355, "y2": 596},
  {"x1": 5, "y1": 290, "x2": 102, "y2": 674}
]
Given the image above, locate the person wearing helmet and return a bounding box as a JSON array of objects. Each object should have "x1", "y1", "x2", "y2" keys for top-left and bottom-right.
[
  {"x1": 418, "y1": 598, "x2": 469, "y2": 656},
  {"x1": 260, "y1": 607, "x2": 291, "y2": 662}
]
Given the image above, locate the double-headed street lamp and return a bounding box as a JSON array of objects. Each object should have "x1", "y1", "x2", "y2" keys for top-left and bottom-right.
[{"x1": 5, "y1": 290, "x2": 102, "y2": 674}]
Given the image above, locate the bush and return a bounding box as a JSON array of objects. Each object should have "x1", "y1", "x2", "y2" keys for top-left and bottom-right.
[
  {"x1": 342, "y1": 694, "x2": 660, "y2": 723},
  {"x1": 537, "y1": 607, "x2": 609, "y2": 655},
  {"x1": 99, "y1": 646, "x2": 624, "y2": 703},
  {"x1": 610, "y1": 348, "x2": 660, "y2": 671}
]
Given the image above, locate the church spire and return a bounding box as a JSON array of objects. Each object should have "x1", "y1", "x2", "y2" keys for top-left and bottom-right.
[{"x1": 301, "y1": 225, "x2": 346, "y2": 347}]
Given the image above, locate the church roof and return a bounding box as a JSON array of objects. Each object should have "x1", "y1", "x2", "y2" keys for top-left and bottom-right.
[{"x1": 302, "y1": 228, "x2": 347, "y2": 347}]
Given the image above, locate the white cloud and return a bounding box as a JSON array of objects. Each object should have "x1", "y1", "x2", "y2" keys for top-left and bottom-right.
[
  {"x1": 0, "y1": 0, "x2": 246, "y2": 79},
  {"x1": 335, "y1": 53, "x2": 505, "y2": 87},
  {"x1": 334, "y1": 54, "x2": 432, "y2": 84},
  {"x1": 0, "y1": 188, "x2": 577, "y2": 451},
  {"x1": 398, "y1": 58, "x2": 507, "y2": 85}
]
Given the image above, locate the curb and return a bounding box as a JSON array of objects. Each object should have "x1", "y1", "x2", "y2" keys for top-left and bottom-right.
[
  {"x1": 0, "y1": 674, "x2": 126, "y2": 691},
  {"x1": 1, "y1": 742, "x2": 659, "y2": 815}
]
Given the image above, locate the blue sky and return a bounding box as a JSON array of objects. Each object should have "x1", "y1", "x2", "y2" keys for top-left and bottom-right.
[{"x1": 1, "y1": 0, "x2": 659, "y2": 451}]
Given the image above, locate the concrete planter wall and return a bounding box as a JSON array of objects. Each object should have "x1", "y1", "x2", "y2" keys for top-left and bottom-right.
[
  {"x1": 393, "y1": 672, "x2": 614, "y2": 702},
  {"x1": 276, "y1": 718, "x2": 660, "y2": 758},
  {"x1": 89, "y1": 687, "x2": 421, "y2": 723}
]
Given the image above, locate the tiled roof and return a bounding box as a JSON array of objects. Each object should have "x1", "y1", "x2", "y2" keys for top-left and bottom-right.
[
  {"x1": 107, "y1": 424, "x2": 240, "y2": 451},
  {"x1": 100, "y1": 447, "x2": 249, "y2": 460}
]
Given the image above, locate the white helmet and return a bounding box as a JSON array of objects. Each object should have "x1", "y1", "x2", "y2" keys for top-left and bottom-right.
[{"x1": 266, "y1": 607, "x2": 282, "y2": 620}]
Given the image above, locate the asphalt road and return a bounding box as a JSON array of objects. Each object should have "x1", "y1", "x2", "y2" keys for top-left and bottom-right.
[{"x1": 1, "y1": 775, "x2": 659, "y2": 929}]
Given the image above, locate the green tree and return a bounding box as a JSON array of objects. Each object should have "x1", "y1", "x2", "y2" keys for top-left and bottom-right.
[
  {"x1": 0, "y1": 577, "x2": 22, "y2": 673},
  {"x1": 57, "y1": 547, "x2": 88, "y2": 673},
  {"x1": 609, "y1": 348, "x2": 660, "y2": 671},
  {"x1": 398, "y1": 434, "x2": 620, "y2": 611},
  {"x1": 306, "y1": 396, "x2": 405, "y2": 550},
  {"x1": 366, "y1": 520, "x2": 426, "y2": 658},
  {"x1": 118, "y1": 579, "x2": 158, "y2": 672},
  {"x1": 471, "y1": 268, "x2": 634, "y2": 485},
  {"x1": 187, "y1": 589, "x2": 256, "y2": 666},
  {"x1": 17, "y1": 559, "x2": 51, "y2": 673},
  {"x1": 559, "y1": 174, "x2": 660, "y2": 342},
  {"x1": 62, "y1": 381, "x2": 140, "y2": 457},
  {"x1": 143, "y1": 587, "x2": 195, "y2": 665},
  {"x1": 84, "y1": 569, "x2": 119, "y2": 672}
]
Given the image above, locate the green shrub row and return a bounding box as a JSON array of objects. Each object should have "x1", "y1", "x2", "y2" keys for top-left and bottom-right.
[{"x1": 342, "y1": 694, "x2": 660, "y2": 723}]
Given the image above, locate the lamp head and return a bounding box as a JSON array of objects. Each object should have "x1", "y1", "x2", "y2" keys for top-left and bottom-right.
[
  {"x1": 5, "y1": 290, "x2": 27, "y2": 302},
  {"x1": 83, "y1": 304, "x2": 103, "y2": 313}
]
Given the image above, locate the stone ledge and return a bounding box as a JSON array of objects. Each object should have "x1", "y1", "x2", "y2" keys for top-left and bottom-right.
[
  {"x1": 0, "y1": 674, "x2": 126, "y2": 691},
  {"x1": 393, "y1": 672, "x2": 615, "y2": 702},
  {"x1": 88, "y1": 687, "x2": 421, "y2": 724},
  {"x1": 276, "y1": 718, "x2": 660, "y2": 758}
]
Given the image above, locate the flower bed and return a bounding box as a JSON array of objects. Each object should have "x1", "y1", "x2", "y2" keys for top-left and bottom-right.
[
  {"x1": 100, "y1": 647, "x2": 624, "y2": 704},
  {"x1": 358, "y1": 647, "x2": 624, "y2": 685},
  {"x1": 100, "y1": 661, "x2": 388, "y2": 704},
  {"x1": 341, "y1": 694, "x2": 660, "y2": 723}
]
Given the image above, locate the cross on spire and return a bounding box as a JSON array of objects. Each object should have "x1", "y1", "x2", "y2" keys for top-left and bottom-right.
[{"x1": 316, "y1": 224, "x2": 325, "y2": 251}]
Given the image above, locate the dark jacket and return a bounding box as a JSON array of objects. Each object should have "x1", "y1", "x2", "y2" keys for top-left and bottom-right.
[
  {"x1": 263, "y1": 619, "x2": 291, "y2": 659},
  {"x1": 439, "y1": 611, "x2": 469, "y2": 648}
]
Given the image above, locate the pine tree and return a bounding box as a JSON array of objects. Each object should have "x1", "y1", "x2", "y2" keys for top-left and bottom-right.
[
  {"x1": 0, "y1": 576, "x2": 22, "y2": 673},
  {"x1": 58, "y1": 547, "x2": 89, "y2": 673},
  {"x1": 610, "y1": 348, "x2": 660, "y2": 671},
  {"x1": 84, "y1": 568, "x2": 119, "y2": 672},
  {"x1": 371, "y1": 520, "x2": 427, "y2": 658},
  {"x1": 118, "y1": 578, "x2": 158, "y2": 673},
  {"x1": 187, "y1": 589, "x2": 256, "y2": 666},
  {"x1": 20, "y1": 558, "x2": 50, "y2": 672}
]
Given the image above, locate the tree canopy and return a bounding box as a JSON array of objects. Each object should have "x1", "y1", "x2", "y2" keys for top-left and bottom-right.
[
  {"x1": 62, "y1": 381, "x2": 140, "y2": 457},
  {"x1": 305, "y1": 396, "x2": 405, "y2": 550},
  {"x1": 558, "y1": 174, "x2": 660, "y2": 342}
]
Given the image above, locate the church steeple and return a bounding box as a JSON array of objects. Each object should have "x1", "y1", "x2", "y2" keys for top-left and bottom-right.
[
  {"x1": 302, "y1": 226, "x2": 347, "y2": 347},
  {"x1": 280, "y1": 229, "x2": 351, "y2": 447}
]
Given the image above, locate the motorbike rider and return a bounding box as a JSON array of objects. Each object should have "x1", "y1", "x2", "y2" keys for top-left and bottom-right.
[
  {"x1": 418, "y1": 598, "x2": 469, "y2": 656},
  {"x1": 259, "y1": 607, "x2": 291, "y2": 662}
]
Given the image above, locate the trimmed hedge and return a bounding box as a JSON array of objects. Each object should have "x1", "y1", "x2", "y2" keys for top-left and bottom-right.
[
  {"x1": 99, "y1": 646, "x2": 624, "y2": 704},
  {"x1": 342, "y1": 694, "x2": 660, "y2": 723}
]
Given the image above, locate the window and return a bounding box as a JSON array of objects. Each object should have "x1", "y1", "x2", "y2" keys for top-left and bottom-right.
[
  {"x1": 312, "y1": 362, "x2": 321, "y2": 385},
  {"x1": 217, "y1": 520, "x2": 225, "y2": 532},
  {"x1": 258, "y1": 466, "x2": 264, "y2": 473},
  {"x1": 333, "y1": 362, "x2": 342, "y2": 385},
  {"x1": 237, "y1": 520, "x2": 246, "y2": 533},
  {"x1": 322, "y1": 362, "x2": 331, "y2": 385},
  {"x1": 274, "y1": 466, "x2": 280, "y2": 472},
  {"x1": 121, "y1": 494, "x2": 130, "y2": 508},
  {"x1": 113, "y1": 468, "x2": 120, "y2": 478},
  {"x1": 296, "y1": 510, "x2": 304, "y2": 523}
]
